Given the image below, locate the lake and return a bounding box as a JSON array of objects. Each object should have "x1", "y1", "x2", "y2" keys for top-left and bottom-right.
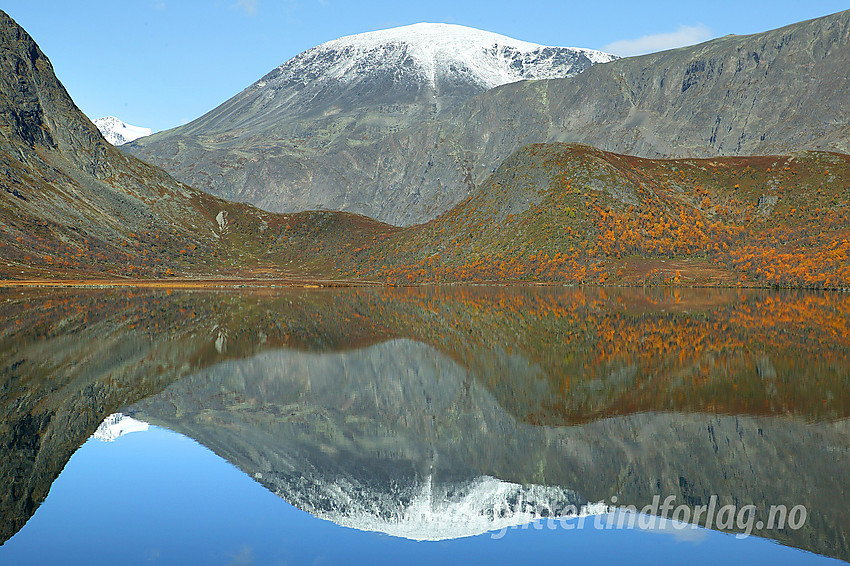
[{"x1": 0, "y1": 286, "x2": 847, "y2": 564}]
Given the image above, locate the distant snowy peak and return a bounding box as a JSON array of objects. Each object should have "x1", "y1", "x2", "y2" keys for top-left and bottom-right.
[
  {"x1": 92, "y1": 413, "x2": 149, "y2": 442},
  {"x1": 93, "y1": 116, "x2": 151, "y2": 146},
  {"x1": 259, "y1": 22, "x2": 616, "y2": 93}
]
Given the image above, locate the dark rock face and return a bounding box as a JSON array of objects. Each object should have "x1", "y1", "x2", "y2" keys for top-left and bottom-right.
[
  {"x1": 0, "y1": 21, "x2": 57, "y2": 149},
  {"x1": 127, "y1": 11, "x2": 850, "y2": 226},
  {"x1": 0, "y1": 12, "x2": 113, "y2": 178}
]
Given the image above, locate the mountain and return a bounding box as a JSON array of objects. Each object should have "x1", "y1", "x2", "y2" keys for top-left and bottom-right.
[
  {"x1": 127, "y1": 11, "x2": 850, "y2": 225},
  {"x1": 124, "y1": 24, "x2": 615, "y2": 224},
  {"x1": 92, "y1": 116, "x2": 151, "y2": 146},
  {"x1": 0, "y1": 9, "x2": 847, "y2": 289},
  {"x1": 0, "y1": 8, "x2": 236, "y2": 278}
]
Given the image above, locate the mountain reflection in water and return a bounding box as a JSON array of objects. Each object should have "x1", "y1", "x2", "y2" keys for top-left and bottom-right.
[{"x1": 0, "y1": 286, "x2": 848, "y2": 563}]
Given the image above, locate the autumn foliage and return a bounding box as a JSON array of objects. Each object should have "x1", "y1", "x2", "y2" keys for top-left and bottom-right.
[{"x1": 342, "y1": 144, "x2": 850, "y2": 288}]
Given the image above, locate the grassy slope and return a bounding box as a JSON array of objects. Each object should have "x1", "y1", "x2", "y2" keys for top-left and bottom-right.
[
  {"x1": 3, "y1": 141, "x2": 848, "y2": 289},
  {"x1": 0, "y1": 143, "x2": 394, "y2": 281}
]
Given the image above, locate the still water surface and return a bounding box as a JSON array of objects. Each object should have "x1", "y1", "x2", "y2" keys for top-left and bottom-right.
[{"x1": 0, "y1": 286, "x2": 847, "y2": 564}]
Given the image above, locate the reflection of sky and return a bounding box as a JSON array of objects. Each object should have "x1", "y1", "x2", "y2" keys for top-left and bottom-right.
[{"x1": 1, "y1": 426, "x2": 841, "y2": 566}]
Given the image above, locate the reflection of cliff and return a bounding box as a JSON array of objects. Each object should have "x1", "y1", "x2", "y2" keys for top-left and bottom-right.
[
  {"x1": 1, "y1": 286, "x2": 848, "y2": 553},
  {"x1": 130, "y1": 340, "x2": 850, "y2": 559},
  {"x1": 0, "y1": 290, "x2": 214, "y2": 544}
]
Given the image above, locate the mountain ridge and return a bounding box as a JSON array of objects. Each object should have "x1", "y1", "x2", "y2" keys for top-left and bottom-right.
[
  {"x1": 0, "y1": 9, "x2": 848, "y2": 291},
  {"x1": 124, "y1": 23, "x2": 617, "y2": 222}
]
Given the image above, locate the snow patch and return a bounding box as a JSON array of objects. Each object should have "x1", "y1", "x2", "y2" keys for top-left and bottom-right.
[{"x1": 216, "y1": 210, "x2": 228, "y2": 232}]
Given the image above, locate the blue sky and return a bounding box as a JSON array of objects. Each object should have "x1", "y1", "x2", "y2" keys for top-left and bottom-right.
[{"x1": 3, "y1": 1, "x2": 848, "y2": 133}]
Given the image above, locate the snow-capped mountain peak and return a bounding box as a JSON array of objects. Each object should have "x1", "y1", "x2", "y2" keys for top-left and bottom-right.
[
  {"x1": 239, "y1": 22, "x2": 617, "y2": 123},
  {"x1": 301, "y1": 22, "x2": 617, "y2": 89},
  {"x1": 93, "y1": 116, "x2": 151, "y2": 146}
]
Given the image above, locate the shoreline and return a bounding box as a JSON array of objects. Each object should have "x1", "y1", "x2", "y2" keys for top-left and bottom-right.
[
  {"x1": 0, "y1": 278, "x2": 380, "y2": 289},
  {"x1": 0, "y1": 278, "x2": 846, "y2": 292}
]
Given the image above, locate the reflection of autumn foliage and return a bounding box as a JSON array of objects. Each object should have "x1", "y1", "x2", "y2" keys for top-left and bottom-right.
[
  {"x1": 4, "y1": 287, "x2": 847, "y2": 425},
  {"x1": 347, "y1": 286, "x2": 850, "y2": 424},
  {"x1": 344, "y1": 144, "x2": 850, "y2": 289}
]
